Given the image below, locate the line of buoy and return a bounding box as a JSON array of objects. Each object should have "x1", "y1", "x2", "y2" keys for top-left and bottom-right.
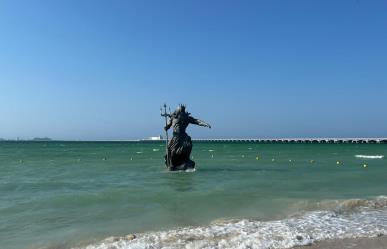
[
  {"x1": 95, "y1": 153, "x2": 371, "y2": 170},
  {"x1": 236, "y1": 155, "x2": 371, "y2": 168}
]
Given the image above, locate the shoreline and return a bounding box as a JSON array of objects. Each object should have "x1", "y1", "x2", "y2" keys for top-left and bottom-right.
[
  {"x1": 70, "y1": 195, "x2": 387, "y2": 249},
  {"x1": 295, "y1": 235, "x2": 387, "y2": 249}
]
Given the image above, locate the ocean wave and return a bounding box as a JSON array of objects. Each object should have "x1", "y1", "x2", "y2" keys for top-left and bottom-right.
[
  {"x1": 74, "y1": 196, "x2": 387, "y2": 249},
  {"x1": 355, "y1": 155, "x2": 384, "y2": 159}
]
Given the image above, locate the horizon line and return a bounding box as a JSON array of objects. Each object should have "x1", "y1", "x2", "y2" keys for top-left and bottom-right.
[{"x1": 1, "y1": 137, "x2": 387, "y2": 142}]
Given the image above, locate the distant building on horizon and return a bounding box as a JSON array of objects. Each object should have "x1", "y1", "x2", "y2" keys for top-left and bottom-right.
[{"x1": 146, "y1": 135, "x2": 163, "y2": 141}]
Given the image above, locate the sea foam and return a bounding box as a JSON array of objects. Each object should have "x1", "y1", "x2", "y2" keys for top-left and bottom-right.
[
  {"x1": 355, "y1": 155, "x2": 384, "y2": 159},
  {"x1": 75, "y1": 196, "x2": 387, "y2": 249}
]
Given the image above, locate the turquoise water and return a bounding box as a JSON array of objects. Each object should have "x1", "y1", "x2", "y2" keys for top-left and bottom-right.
[{"x1": 0, "y1": 142, "x2": 386, "y2": 249}]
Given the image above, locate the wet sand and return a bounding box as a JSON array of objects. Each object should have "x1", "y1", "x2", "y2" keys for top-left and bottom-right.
[{"x1": 296, "y1": 236, "x2": 387, "y2": 249}]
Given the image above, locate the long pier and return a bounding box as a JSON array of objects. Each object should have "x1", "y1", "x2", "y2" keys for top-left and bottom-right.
[{"x1": 191, "y1": 138, "x2": 387, "y2": 144}]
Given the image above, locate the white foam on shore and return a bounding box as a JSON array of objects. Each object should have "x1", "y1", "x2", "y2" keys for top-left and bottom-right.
[
  {"x1": 355, "y1": 155, "x2": 384, "y2": 159},
  {"x1": 75, "y1": 197, "x2": 387, "y2": 249}
]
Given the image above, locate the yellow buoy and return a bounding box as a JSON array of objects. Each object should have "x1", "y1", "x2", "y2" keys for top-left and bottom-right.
[{"x1": 336, "y1": 161, "x2": 340, "y2": 165}]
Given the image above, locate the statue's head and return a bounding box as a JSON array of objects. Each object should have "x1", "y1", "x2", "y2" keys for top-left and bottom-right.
[{"x1": 176, "y1": 104, "x2": 186, "y2": 114}]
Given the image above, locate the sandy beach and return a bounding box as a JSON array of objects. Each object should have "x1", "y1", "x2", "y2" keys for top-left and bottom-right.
[{"x1": 296, "y1": 236, "x2": 387, "y2": 249}]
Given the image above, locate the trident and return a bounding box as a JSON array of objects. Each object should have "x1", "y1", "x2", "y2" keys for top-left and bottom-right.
[{"x1": 160, "y1": 103, "x2": 170, "y2": 167}]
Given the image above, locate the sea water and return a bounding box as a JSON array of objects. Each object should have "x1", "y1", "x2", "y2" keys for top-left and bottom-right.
[{"x1": 0, "y1": 142, "x2": 386, "y2": 249}]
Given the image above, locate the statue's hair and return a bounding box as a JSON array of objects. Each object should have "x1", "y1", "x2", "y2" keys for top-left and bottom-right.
[
  {"x1": 174, "y1": 104, "x2": 189, "y2": 116},
  {"x1": 179, "y1": 104, "x2": 186, "y2": 111}
]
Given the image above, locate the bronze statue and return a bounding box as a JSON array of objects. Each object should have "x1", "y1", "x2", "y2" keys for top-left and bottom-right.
[{"x1": 161, "y1": 104, "x2": 211, "y2": 171}]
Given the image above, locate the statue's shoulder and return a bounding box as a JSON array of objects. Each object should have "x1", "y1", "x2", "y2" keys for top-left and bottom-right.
[{"x1": 184, "y1": 112, "x2": 192, "y2": 119}]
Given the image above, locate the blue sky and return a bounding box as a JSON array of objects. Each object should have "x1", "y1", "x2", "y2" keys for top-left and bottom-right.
[{"x1": 0, "y1": 1, "x2": 386, "y2": 140}]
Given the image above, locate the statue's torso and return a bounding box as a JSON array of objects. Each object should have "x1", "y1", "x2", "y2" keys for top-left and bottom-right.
[{"x1": 172, "y1": 113, "x2": 190, "y2": 134}]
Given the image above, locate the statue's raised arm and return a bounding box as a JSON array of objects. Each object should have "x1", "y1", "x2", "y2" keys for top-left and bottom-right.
[{"x1": 189, "y1": 116, "x2": 211, "y2": 129}]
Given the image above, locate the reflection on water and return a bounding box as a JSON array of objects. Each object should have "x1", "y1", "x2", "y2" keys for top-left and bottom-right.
[{"x1": 164, "y1": 172, "x2": 195, "y2": 192}]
